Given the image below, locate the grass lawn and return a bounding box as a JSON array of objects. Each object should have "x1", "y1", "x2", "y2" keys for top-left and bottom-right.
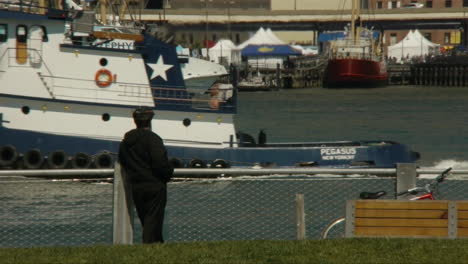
[{"x1": 1, "y1": 238, "x2": 468, "y2": 264}]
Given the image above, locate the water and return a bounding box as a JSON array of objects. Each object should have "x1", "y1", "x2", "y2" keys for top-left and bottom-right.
[
  {"x1": 236, "y1": 85, "x2": 468, "y2": 168},
  {"x1": 3, "y1": 85, "x2": 468, "y2": 247}
]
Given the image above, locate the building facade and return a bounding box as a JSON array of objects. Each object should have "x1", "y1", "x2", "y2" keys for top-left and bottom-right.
[
  {"x1": 149, "y1": 0, "x2": 466, "y2": 55},
  {"x1": 270, "y1": 0, "x2": 351, "y2": 10},
  {"x1": 368, "y1": 0, "x2": 468, "y2": 9}
]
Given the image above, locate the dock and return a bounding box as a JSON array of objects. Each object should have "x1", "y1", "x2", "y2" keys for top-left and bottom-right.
[
  {"x1": 411, "y1": 63, "x2": 468, "y2": 86},
  {"x1": 388, "y1": 57, "x2": 468, "y2": 87},
  {"x1": 238, "y1": 55, "x2": 468, "y2": 89},
  {"x1": 387, "y1": 64, "x2": 412, "y2": 85},
  {"x1": 237, "y1": 55, "x2": 326, "y2": 91}
]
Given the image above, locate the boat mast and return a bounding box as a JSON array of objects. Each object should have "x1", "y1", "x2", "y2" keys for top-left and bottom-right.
[
  {"x1": 100, "y1": 0, "x2": 107, "y2": 24},
  {"x1": 351, "y1": 0, "x2": 362, "y2": 43},
  {"x1": 356, "y1": 0, "x2": 361, "y2": 42},
  {"x1": 350, "y1": 0, "x2": 356, "y2": 42}
]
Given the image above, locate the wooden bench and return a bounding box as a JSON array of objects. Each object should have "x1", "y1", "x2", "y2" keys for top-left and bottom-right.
[{"x1": 345, "y1": 200, "x2": 468, "y2": 239}]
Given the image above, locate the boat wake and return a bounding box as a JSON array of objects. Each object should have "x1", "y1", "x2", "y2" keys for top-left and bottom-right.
[{"x1": 419, "y1": 159, "x2": 468, "y2": 179}]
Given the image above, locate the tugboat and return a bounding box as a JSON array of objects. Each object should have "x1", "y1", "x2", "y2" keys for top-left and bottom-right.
[{"x1": 0, "y1": 2, "x2": 419, "y2": 170}]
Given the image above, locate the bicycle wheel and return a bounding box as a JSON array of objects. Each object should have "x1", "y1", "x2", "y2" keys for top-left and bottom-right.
[{"x1": 321, "y1": 217, "x2": 346, "y2": 239}]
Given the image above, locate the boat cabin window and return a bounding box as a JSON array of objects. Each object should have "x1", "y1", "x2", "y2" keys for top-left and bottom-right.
[
  {"x1": 16, "y1": 25, "x2": 27, "y2": 43},
  {"x1": 0, "y1": 24, "x2": 7, "y2": 42},
  {"x1": 30, "y1": 25, "x2": 48, "y2": 42},
  {"x1": 39, "y1": 26, "x2": 48, "y2": 42}
]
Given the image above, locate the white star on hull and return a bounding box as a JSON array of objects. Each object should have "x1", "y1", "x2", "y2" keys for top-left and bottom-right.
[{"x1": 147, "y1": 55, "x2": 173, "y2": 81}]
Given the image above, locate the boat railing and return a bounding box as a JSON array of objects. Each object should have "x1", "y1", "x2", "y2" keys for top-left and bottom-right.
[
  {"x1": 0, "y1": 0, "x2": 67, "y2": 17},
  {"x1": 1, "y1": 46, "x2": 57, "y2": 97},
  {"x1": 10, "y1": 60, "x2": 235, "y2": 110},
  {"x1": 62, "y1": 30, "x2": 145, "y2": 51},
  {"x1": 151, "y1": 86, "x2": 236, "y2": 112},
  {"x1": 330, "y1": 51, "x2": 383, "y2": 61}
]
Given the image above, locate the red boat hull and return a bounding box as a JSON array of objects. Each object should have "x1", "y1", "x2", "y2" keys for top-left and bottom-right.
[{"x1": 324, "y1": 58, "x2": 388, "y2": 88}]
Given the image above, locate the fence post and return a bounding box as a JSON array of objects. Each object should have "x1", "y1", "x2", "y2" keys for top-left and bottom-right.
[
  {"x1": 396, "y1": 163, "x2": 417, "y2": 200},
  {"x1": 295, "y1": 193, "x2": 306, "y2": 240},
  {"x1": 113, "y1": 162, "x2": 134, "y2": 244},
  {"x1": 448, "y1": 201, "x2": 458, "y2": 239}
]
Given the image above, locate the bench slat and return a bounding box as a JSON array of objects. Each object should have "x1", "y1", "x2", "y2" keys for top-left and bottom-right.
[
  {"x1": 458, "y1": 220, "x2": 468, "y2": 228},
  {"x1": 456, "y1": 202, "x2": 468, "y2": 210},
  {"x1": 355, "y1": 227, "x2": 448, "y2": 237},
  {"x1": 458, "y1": 211, "x2": 468, "y2": 219},
  {"x1": 458, "y1": 228, "x2": 468, "y2": 237},
  {"x1": 355, "y1": 209, "x2": 447, "y2": 219},
  {"x1": 355, "y1": 218, "x2": 447, "y2": 227},
  {"x1": 347, "y1": 200, "x2": 467, "y2": 239},
  {"x1": 356, "y1": 200, "x2": 448, "y2": 210}
]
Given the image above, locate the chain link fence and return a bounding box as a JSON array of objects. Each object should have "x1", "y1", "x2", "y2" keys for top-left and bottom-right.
[{"x1": 1, "y1": 173, "x2": 468, "y2": 247}]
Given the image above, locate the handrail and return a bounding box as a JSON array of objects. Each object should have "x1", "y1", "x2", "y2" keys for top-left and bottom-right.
[
  {"x1": 0, "y1": 167, "x2": 465, "y2": 177},
  {"x1": 0, "y1": 1, "x2": 64, "y2": 16},
  {"x1": 2, "y1": 47, "x2": 57, "y2": 96},
  {"x1": 0, "y1": 47, "x2": 9, "y2": 63}
]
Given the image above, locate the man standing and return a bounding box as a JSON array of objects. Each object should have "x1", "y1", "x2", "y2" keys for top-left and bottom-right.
[{"x1": 119, "y1": 106, "x2": 174, "y2": 243}]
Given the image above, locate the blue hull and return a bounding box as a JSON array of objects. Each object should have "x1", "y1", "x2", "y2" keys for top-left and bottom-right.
[{"x1": 0, "y1": 127, "x2": 419, "y2": 168}]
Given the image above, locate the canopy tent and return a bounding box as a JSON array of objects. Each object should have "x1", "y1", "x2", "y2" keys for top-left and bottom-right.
[
  {"x1": 241, "y1": 44, "x2": 301, "y2": 57},
  {"x1": 266, "y1": 28, "x2": 285, "y2": 44},
  {"x1": 239, "y1": 44, "x2": 301, "y2": 70},
  {"x1": 208, "y1": 39, "x2": 236, "y2": 65},
  {"x1": 387, "y1": 30, "x2": 440, "y2": 62},
  {"x1": 236, "y1": 27, "x2": 285, "y2": 50},
  {"x1": 232, "y1": 28, "x2": 300, "y2": 67}
]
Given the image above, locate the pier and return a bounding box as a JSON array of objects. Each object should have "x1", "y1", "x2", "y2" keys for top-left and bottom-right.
[
  {"x1": 387, "y1": 56, "x2": 468, "y2": 87},
  {"x1": 411, "y1": 63, "x2": 468, "y2": 86},
  {"x1": 387, "y1": 64, "x2": 412, "y2": 85},
  {"x1": 237, "y1": 55, "x2": 327, "y2": 91},
  {"x1": 238, "y1": 58, "x2": 468, "y2": 89}
]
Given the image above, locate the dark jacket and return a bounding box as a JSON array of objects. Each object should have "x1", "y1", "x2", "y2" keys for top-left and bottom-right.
[{"x1": 119, "y1": 128, "x2": 173, "y2": 185}]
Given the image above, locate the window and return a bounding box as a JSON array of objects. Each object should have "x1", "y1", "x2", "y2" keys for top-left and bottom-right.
[
  {"x1": 464, "y1": 0, "x2": 468, "y2": 7},
  {"x1": 444, "y1": 33, "x2": 450, "y2": 44},
  {"x1": 377, "y1": 1, "x2": 383, "y2": 8},
  {"x1": 426, "y1": 0, "x2": 432, "y2": 8},
  {"x1": 16, "y1": 25, "x2": 27, "y2": 43},
  {"x1": 16, "y1": 25, "x2": 27, "y2": 64},
  {"x1": 0, "y1": 24, "x2": 7, "y2": 42},
  {"x1": 424, "y1": 32, "x2": 432, "y2": 41},
  {"x1": 391, "y1": 1, "x2": 397, "y2": 8},
  {"x1": 30, "y1": 25, "x2": 48, "y2": 42},
  {"x1": 39, "y1": 26, "x2": 48, "y2": 42},
  {"x1": 445, "y1": 0, "x2": 452, "y2": 7},
  {"x1": 361, "y1": 0, "x2": 368, "y2": 9},
  {"x1": 390, "y1": 33, "x2": 397, "y2": 45}
]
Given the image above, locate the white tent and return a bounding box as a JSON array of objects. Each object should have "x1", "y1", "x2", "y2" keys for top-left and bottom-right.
[
  {"x1": 236, "y1": 27, "x2": 285, "y2": 50},
  {"x1": 232, "y1": 27, "x2": 287, "y2": 67},
  {"x1": 388, "y1": 30, "x2": 440, "y2": 62},
  {"x1": 266, "y1": 28, "x2": 285, "y2": 45},
  {"x1": 208, "y1": 39, "x2": 236, "y2": 65}
]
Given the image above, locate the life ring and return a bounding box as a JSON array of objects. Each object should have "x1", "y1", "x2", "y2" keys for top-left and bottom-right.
[{"x1": 95, "y1": 69, "x2": 113, "y2": 87}]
